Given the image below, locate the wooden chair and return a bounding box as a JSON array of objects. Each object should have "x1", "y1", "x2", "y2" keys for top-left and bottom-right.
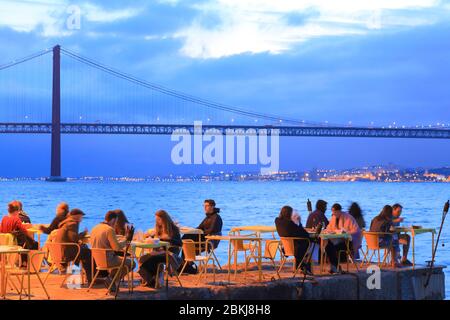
[
  {"x1": 43, "y1": 242, "x2": 83, "y2": 287},
  {"x1": 179, "y1": 239, "x2": 216, "y2": 285},
  {"x1": 360, "y1": 231, "x2": 393, "y2": 267},
  {"x1": 278, "y1": 237, "x2": 311, "y2": 277},
  {"x1": 7, "y1": 250, "x2": 50, "y2": 300}
]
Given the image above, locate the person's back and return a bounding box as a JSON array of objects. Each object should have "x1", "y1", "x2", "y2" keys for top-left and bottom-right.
[
  {"x1": 306, "y1": 209, "x2": 328, "y2": 229},
  {"x1": 1, "y1": 214, "x2": 26, "y2": 234},
  {"x1": 90, "y1": 222, "x2": 121, "y2": 250},
  {"x1": 275, "y1": 216, "x2": 310, "y2": 239},
  {"x1": 369, "y1": 216, "x2": 391, "y2": 233}
]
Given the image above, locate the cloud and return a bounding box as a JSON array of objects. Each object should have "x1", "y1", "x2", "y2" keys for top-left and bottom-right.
[
  {"x1": 173, "y1": 0, "x2": 448, "y2": 58},
  {"x1": 0, "y1": 0, "x2": 143, "y2": 37}
]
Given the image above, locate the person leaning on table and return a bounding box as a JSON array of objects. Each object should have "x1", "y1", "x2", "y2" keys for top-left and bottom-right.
[
  {"x1": 90, "y1": 211, "x2": 135, "y2": 287},
  {"x1": 40, "y1": 202, "x2": 69, "y2": 235},
  {"x1": 1, "y1": 200, "x2": 37, "y2": 250},
  {"x1": 391, "y1": 203, "x2": 412, "y2": 266},
  {"x1": 325, "y1": 203, "x2": 363, "y2": 260},
  {"x1": 54, "y1": 208, "x2": 93, "y2": 282},
  {"x1": 275, "y1": 205, "x2": 342, "y2": 275},
  {"x1": 138, "y1": 209, "x2": 182, "y2": 287},
  {"x1": 369, "y1": 205, "x2": 401, "y2": 268}
]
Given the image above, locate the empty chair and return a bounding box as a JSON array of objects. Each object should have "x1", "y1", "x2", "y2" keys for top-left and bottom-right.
[{"x1": 7, "y1": 250, "x2": 50, "y2": 300}]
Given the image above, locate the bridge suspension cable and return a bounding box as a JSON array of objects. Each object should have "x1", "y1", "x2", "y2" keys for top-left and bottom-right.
[
  {"x1": 60, "y1": 46, "x2": 328, "y2": 127},
  {"x1": 0, "y1": 48, "x2": 52, "y2": 71}
]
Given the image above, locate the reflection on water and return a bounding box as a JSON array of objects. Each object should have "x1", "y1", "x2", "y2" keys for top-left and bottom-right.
[{"x1": 0, "y1": 180, "x2": 448, "y2": 297}]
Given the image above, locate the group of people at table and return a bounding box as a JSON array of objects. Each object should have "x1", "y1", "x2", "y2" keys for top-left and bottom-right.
[{"x1": 0, "y1": 197, "x2": 412, "y2": 291}]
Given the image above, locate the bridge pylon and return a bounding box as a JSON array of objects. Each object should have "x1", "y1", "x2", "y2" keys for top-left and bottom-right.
[{"x1": 46, "y1": 44, "x2": 66, "y2": 182}]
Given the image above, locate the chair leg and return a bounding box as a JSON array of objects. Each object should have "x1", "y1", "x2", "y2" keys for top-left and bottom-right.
[
  {"x1": 178, "y1": 261, "x2": 188, "y2": 277},
  {"x1": 87, "y1": 270, "x2": 100, "y2": 292},
  {"x1": 7, "y1": 274, "x2": 21, "y2": 294},
  {"x1": 19, "y1": 274, "x2": 24, "y2": 300},
  {"x1": 106, "y1": 269, "x2": 121, "y2": 295},
  {"x1": 43, "y1": 264, "x2": 56, "y2": 284},
  {"x1": 35, "y1": 272, "x2": 51, "y2": 299}
]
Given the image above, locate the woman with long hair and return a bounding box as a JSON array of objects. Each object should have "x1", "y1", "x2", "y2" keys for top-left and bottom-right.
[
  {"x1": 369, "y1": 205, "x2": 400, "y2": 267},
  {"x1": 349, "y1": 202, "x2": 365, "y2": 229},
  {"x1": 138, "y1": 210, "x2": 182, "y2": 287},
  {"x1": 113, "y1": 209, "x2": 130, "y2": 236}
]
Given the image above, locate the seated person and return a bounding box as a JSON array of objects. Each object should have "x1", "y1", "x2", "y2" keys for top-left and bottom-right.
[
  {"x1": 113, "y1": 209, "x2": 131, "y2": 237},
  {"x1": 182, "y1": 199, "x2": 223, "y2": 251},
  {"x1": 370, "y1": 205, "x2": 401, "y2": 267},
  {"x1": 1, "y1": 201, "x2": 37, "y2": 250},
  {"x1": 275, "y1": 205, "x2": 340, "y2": 274},
  {"x1": 275, "y1": 206, "x2": 312, "y2": 274},
  {"x1": 325, "y1": 203, "x2": 362, "y2": 260},
  {"x1": 90, "y1": 211, "x2": 134, "y2": 289},
  {"x1": 17, "y1": 200, "x2": 31, "y2": 224},
  {"x1": 392, "y1": 203, "x2": 412, "y2": 266},
  {"x1": 40, "y1": 202, "x2": 69, "y2": 235},
  {"x1": 348, "y1": 202, "x2": 366, "y2": 230},
  {"x1": 138, "y1": 210, "x2": 182, "y2": 287},
  {"x1": 306, "y1": 200, "x2": 329, "y2": 229},
  {"x1": 54, "y1": 208, "x2": 93, "y2": 282}
]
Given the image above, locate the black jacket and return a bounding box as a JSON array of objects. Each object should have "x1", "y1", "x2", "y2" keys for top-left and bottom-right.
[
  {"x1": 275, "y1": 217, "x2": 310, "y2": 239},
  {"x1": 369, "y1": 216, "x2": 392, "y2": 233},
  {"x1": 197, "y1": 212, "x2": 222, "y2": 236},
  {"x1": 41, "y1": 215, "x2": 66, "y2": 235},
  {"x1": 306, "y1": 210, "x2": 328, "y2": 229}
]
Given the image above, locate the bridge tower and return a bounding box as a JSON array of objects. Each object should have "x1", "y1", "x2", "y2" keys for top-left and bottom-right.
[{"x1": 47, "y1": 45, "x2": 66, "y2": 182}]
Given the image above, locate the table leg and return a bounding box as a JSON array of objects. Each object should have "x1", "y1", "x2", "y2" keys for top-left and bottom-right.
[
  {"x1": 165, "y1": 247, "x2": 169, "y2": 290},
  {"x1": 258, "y1": 239, "x2": 262, "y2": 282},
  {"x1": 0, "y1": 254, "x2": 5, "y2": 298},
  {"x1": 412, "y1": 232, "x2": 415, "y2": 270},
  {"x1": 431, "y1": 232, "x2": 435, "y2": 263},
  {"x1": 227, "y1": 241, "x2": 232, "y2": 283},
  {"x1": 28, "y1": 253, "x2": 31, "y2": 300},
  {"x1": 320, "y1": 239, "x2": 324, "y2": 274}
]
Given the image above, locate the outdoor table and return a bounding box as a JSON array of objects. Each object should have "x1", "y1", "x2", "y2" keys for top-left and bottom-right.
[
  {"x1": 230, "y1": 226, "x2": 277, "y2": 238},
  {"x1": 393, "y1": 227, "x2": 436, "y2": 269},
  {"x1": 27, "y1": 224, "x2": 49, "y2": 249},
  {"x1": 130, "y1": 240, "x2": 172, "y2": 289},
  {"x1": 205, "y1": 235, "x2": 263, "y2": 283},
  {"x1": 0, "y1": 245, "x2": 30, "y2": 299}
]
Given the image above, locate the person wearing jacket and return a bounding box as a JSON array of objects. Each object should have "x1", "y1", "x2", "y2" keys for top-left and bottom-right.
[
  {"x1": 40, "y1": 202, "x2": 69, "y2": 235},
  {"x1": 306, "y1": 199, "x2": 329, "y2": 229},
  {"x1": 370, "y1": 205, "x2": 401, "y2": 267},
  {"x1": 138, "y1": 210, "x2": 182, "y2": 287},
  {"x1": 182, "y1": 199, "x2": 223, "y2": 250},
  {"x1": 275, "y1": 205, "x2": 313, "y2": 274},
  {"x1": 54, "y1": 208, "x2": 93, "y2": 282},
  {"x1": 325, "y1": 203, "x2": 363, "y2": 260}
]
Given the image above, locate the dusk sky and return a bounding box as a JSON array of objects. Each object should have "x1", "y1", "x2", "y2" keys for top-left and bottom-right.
[{"x1": 0, "y1": 0, "x2": 449, "y2": 177}]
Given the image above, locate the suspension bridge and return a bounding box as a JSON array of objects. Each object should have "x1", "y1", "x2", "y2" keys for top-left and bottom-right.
[{"x1": 0, "y1": 45, "x2": 449, "y2": 180}]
